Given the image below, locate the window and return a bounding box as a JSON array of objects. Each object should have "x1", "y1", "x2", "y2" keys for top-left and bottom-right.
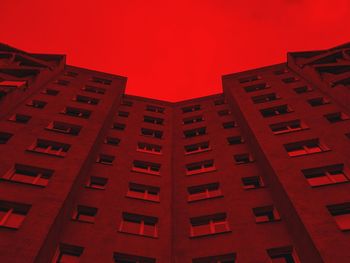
[
  {"x1": 55, "y1": 79, "x2": 70, "y2": 86},
  {"x1": 239, "y1": 75, "x2": 260, "y2": 83},
  {"x1": 73, "y1": 95, "x2": 99, "y2": 105},
  {"x1": 146, "y1": 105, "x2": 165, "y2": 113},
  {"x1": 327, "y1": 202, "x2": 350, "y2": 231},
  {"x1": 112, "y1": 122, "x2": 126, "y2": 130},
  {"x1": 214, "y1": 98, "x2": 225, "y2": 105},
  {"x1": 0, "y1": 200, "x2": 31, "y2": 229},
  {"x1": 137, "y1": 142, "x2": 162, "y2": 154},
  {"x1": 183, "y1": 127, "x2": 206, "y2": 138},
  {"x1": 223, "y1": 121, "x2": 237, "y2": 129},
  {"x1": 284, "y1": 139, "x2": 329, "y2": 157},
  {"x1": 269, "y1": 119, "x2": 308, "y2": 135},
  {"x1": 144, "y1": 115, "x2": 164, "y2": 125},
  {"x1": 118, "y1": 111, "x2": 129, "y2": 117},
  {"x1": 190, "y1": 213, "x2": 230, "y2": 237},
  {"x1": 183, "y1": 115, "x2": 204, "y2": 125},
  {"x1": 132, "y1": 161, "x2": 161, "y2": 175},
  {"x1": 2, "y1": 163, "x2": 53, "y2": 187},
  {"x1": 27, "y1": 139, "x2": 70, "y2": 157},
  {"x1": 41, "y1": 88, "x2": 59, "y2": 96},
  {"x1": 186, "y1": 160, "x2": 215, "y2": 175},
  {"x1": 96, "y1": 154, "x2": 115, "y2": 165},
  {"x1": 267, "y1": 246, "x2": 300, "y2": 263},
  {"x1": 52, "y1": 243, "x2": 84, "y2": 263},
  {"x1": 260, "y1": 105, "x2": 293, "y2": 117},
  {"x1": 82, "y1": 85, "x2": 106, "y2": 94},
  {"x1": 72, "y1": 205, "x2": 98, "y2": 223},
  {"x1": 234, "y1": 153, "x2": 254, "y2": 164},
  {"x1": 227, "y1": 136, "x2": 244, "y2": 145},
  {"x1": 113, "y1": 252, "x2": 156, "y2": 263},
  {"x1": 122, "y1": 100, "x2": 133, "y2": 106},
  {"x1": 252, "y1": 93, "x2": 280, "y2": 104},
  {"x1": 244, "y1": 83, "x2": 269, "y2": 93},
  {"x1": 182, "y1": 104, "x2": 201, "y2": 113},
  {"x1": 26, "y1": 100, "x2": 47, "y2": 109},
  {"x1": 0, "y1": 132, "x2": 12, "y2": 144},
  {"x1": 141, "y1": 128, "x2": 163, "y2": 139},
  {"x1": 86, "y1": 176, "x2": 108, "y2": 190},
  {"x1": 324, "y1": 112, "x2": 350, "y2": 123},
  {"x1": 274, "y1": 68, "x2": 289, "y2": 75},
  {"x1": 127, "y1": 183, "x2": 160, "y2": 202},
  {"x1": 307, "y1": 97, "x2": 330, "y2": 107},
  {"x1": 184, "y1": 141, "x2": 210, "y2": 155},
  {"x1": 46, "y1": 121, "x2": 82, "y2": 136},
  {"x1": 192, "y1": 253, "x2": 236, "y2": 263},
  {"x1": 282, "y1": 76, "x2": 299, "y2": 83},
  {"x1": 187, "y1": 183, "x2": 222, "y2": 202},
  {"x1": 119, "y1": 212, "x2": 158, "y2": 238},
  {"x1": 61, "y1": 106, "x2": 91, "y2": 119},
  {"x1": 8, "y1": 113, "x2": 31, "y2": 123},
  {"x1": 302, "y1": 164, "x2": 349, "y2": 187},
  {"x1": 105, "y1": 136, "x2": 120, "y2": 146},
  {"x1": 64, "y1": 71, "x2": 78, "y2": 77},
  {"x1": 241, "y1": 176, "x2": 265, "y2": 190},
  {"x1": 91, "y1": 76, "x2": 111, "y2": 85},
  {"x1": 294, "y1": 85, "x2": 313, "y2": 94},
  {"x1": 253, "y1": 205, "x2": 280, "y2": 223},
  {"x1": 218, "y1": 109, "x2": 231, "y2": 116}
]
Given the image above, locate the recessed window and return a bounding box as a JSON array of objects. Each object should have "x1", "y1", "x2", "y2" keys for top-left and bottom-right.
[
  {"x1": 91, "y1": 76, "x2": 111, "y2": 85},
  {"x1": 86, "y1": 176, "x2": 108, "y2": 190},
  {"x1": 192, "y1": 253, "x2": 236, "y2": 263},
  {"x1": 294, "y1": 85, "x2": 313, "y2": 94},
  {"x1": 284, "y1": 139, "x2": 329, "y2": 157},
  {"x1": 183, "y1": 115, "x2": 204, "y2": 125},
  {"x1": 82, "y1": 85, "x2": 106, "y2": 94},
  {"x1": 234, "y1": 153, "x2": 254, "y2": 164},
  {"x1": 41, "y1": 88, "x2": 59, "y2": 96},
  {"x1": 253, "y1": 205, "x2": 280, "y2": 223},
  {"x1": 282, "y1": 76, "x2": 300, "y2": 83},
  {"x1": 307, "y1": 97, "x2": 330, "y2": 107},
  {"x1": 267, "y1": 246, "x2": 300, "y2": 263},
  {"x1": 72, "y1": 205, "x2": 98, "y2": 224},
  {"x1": 146, "y1": 105, "x2": 165, "y2": 113},
  {"x1": 26, "y1": 100, "x2": 47, "y2": 109},
  {"x1": 223, "y1": 121, "x2": 237, "y2": 129},
  {"x1": 127, "y1": 183, "x2": 160, "y2": 202},
  {"x1": 112, "y1": 122, "x2": 126, "y2": 130},
  {"x1": 0, "y1": 132, "x2": 13, "y2": 144},
  {"x1": 64, "y1": 71, "x2": 78, "y2": 77},
  {"x1": 269, "y1": 119, "x2": 308, "y2": 135},
  {"x1": 96, "y1": 154, "x2": 115, "y2": 165},
  {"x1": 137, "y1": 142, "x2": 162, "y2": 155},
  {"x1": 141, "y1": 128, "x2": 163, "y2": 139},
  {"x1": 2, "y1": 163, "x2": 53, "y2": 187},
  {"x1": 46, "y1": 121, "x2": 82, "y2": 136},
  {"x1": 55, "y1": 79, "x2": 70, "y2": 86},
  {"x1": 132, "y1": 160, "x2": 161, "y2": 175},
  {"x1": 227, "y1": 136, "x2": 244, "y2": 145},
  {"x1": 184, "y1": 141, "x2": 210, "y2": 155},
  {"x1": 324, "y1": 112, "x2": 349, "y2": 123},
  {"x1": 27, "y1": 139, "x2": 70, "y2": 157},
  {"x1": 214, "y1": 98, "x2": 225, "y2": 105},
  {"x1": 327, "y1": 202, "x2": 350, "y2": 231},
  {"x1": 113, "y1": 252, "x2": 156, "y2": 263},
  {"x1": 302, "y1": 164, "x2": 349, "y2": 187},
  {"x1": 0, "y1": 200, "x2": 31, "y2": 229},
  {"x1": 274, "y1": 68, "x2": 289, "y2": 75},
  {"x1": 105, "y1": 136, "x2": 120, "y2": 146},
  {"x1": 61, "y1": 106, "x2": 91, "y2": 119},
  {"x1": 242, "y1": 176, "x2": 265, "y2": 190},
  {"x1": 118, "y1": 111, "x2": 129, "y2": 117},
  {"x1": 186, "y1": 160, "x2": 215, "y2": 175},
  {"x1": 52, "y1": 243, "x2": 84, "y2": 263},
  {"x1": 183, "y1": 127, "x2": 206, "y2": 138},
  {"x1": 122, "y1": 100, "x2": 133, "y2": 106},
  {"x1": 260, "y1": 104, "x2": 293, "y2": 118},
  {"x1": 144, "y1": 115, "x2": 164, "y2": 125},
  {"x1": 244, "y1": 83, "x2": 269, "y2": 93},
  {"x1": 119, "y1": 212, "x2": 158, "y2": 238},
  {"x1": 239, "y1": 75, "x2": 260, "y2": 83},
  {"x1": 252, "y1": 93, "x2": 280, "y2": 104},
  {"x1": 182, "y1": 104, "x2": 201, "y2": 113},
  {"x1": 8, "y1": 113, "x2": 31, "y2": 123},
  {"x1": 73, "y1": 94, "x2": 99, "y2": 105},
  {"x1": 187, "y1": 183, "x2": 222, "y2": 202},
  {"x1": 190, "y1": 213, "x2": 230, "y2": 237},
  {"x1": 218, "y1": 109, "x2": 231, "y2": 116}
]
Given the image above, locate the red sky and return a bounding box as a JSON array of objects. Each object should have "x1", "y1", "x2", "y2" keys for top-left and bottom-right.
[{"x1": 1, "y1": 0, "x2": 350, "y2": 101}]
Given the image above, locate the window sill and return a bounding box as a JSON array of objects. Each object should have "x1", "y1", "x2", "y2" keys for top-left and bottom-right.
[
  {"x1": 309, "y1": 180, "x2": 349, "y2": 188},
  {"x1": 0, "y1": 178, "x2": 46, "y2": 188},
  {"x1": 255, "y1": 218, "x2": 281, "y2": 224},
  {"x1": 131, "y1": 168, "x2": 160, "y2": 176},
  {"x1": 45, "y1": 127, "x2": 77, "y2": 136},
  {"x1": 185, "y1": 148, "x2": 211, "y2": 156},
  {"x1": 118, "y1": 230, "x2": 158, "y2": 239},
  {"x1": 187, "y1": 195, "x2": 223, "y2": 203},
  {"x1": 126, "y1": 195, "x2": 160, "y2": 203},
  {"x1": 136, "y1": 149, "x2": 162, "y2": 155},
  {"x1": 26, "y1": 149, "x2": 65, "y2": 158},
  {"x1": 287, "y1": 149, "x2": 331, "y2": 158},
  {"x1": 186, "y1": 168, "x2": 217, "y2": 176},
  {"x1": 189, "y1": 230, "x2": 232, "y2": 239},
  {"x1": 272, "y1": 127, "x2": 309, "y2": 135}
]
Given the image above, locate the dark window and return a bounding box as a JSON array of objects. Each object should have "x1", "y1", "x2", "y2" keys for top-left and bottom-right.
[
  {"x1": 96, "y1": 154, "x2": 115, "y2": 165},
  {"x1": 294, "y1": 85, "x2": 313, "y2": 94},
  {"x1": 27, "y1": 139, "x2": 70, "y2": 157},
  {"x1": 239, "y1": 75, "x2": 260, "y2": 83},
  {"x1": 119, "y1": 212, "x2": 158, "y2": 238},
  {"x1": 274, "y1": 68, "x2": 289, "y2": 75},
  {"x1": 0, "y1": 132, "x2": 12, "y2": 144},
  {"x1": 182, "y1": 104, "x2": 201, "y2": 113},
  {"x1": 269, "y1": 119, "x2": 308, "y2": 135},
  {"x1": 144, "y1": 115, "x2": 164, "y2": 125},
  {"x1": 302, "y1": 164, "x2": 349, "y2": 187},
  {"x1": 284, "y1": 139, "x2": 329, "y2": 157},
  {"x1": 46, "y1": 121, "x2": 82, "y2": 136},
  {"x1": 132, "y1": 161, "x2": 161, "y2": 175},
  {"x1": 267, "y1": 246, "x2": 300, "y2": 263},
  {"x1": 234, "y1": 153, "x2": 254, "y2": 164},
  {"x1": 218, "y1": 109, "x2": 231, "y2": 116},
  {"x1": 64, "y1": 71, "x2": 78, "y2": 77},
  {"x1": 137, "y1": 142, "x2": 162, "y2": 154},
  {"x1": 0, "y1": 200, "x2": 31, "y2": 229},
  {"x1": 55, "y1": 79, "x2": 70, "y2": 86},
  {"x1": 41, "y1": 88, "x2": 59, "y2": 96},
  {"x1": 184, "y1": 141, "x2": 210, "y2": 154},
  {"x1": 26, "y1": 100, "x2": 47, "y2": 109},
  {"x1": 227, "y1": 136, "x2": 244, "y2": 145},
  {"x1": 192, "y1": 253, "x2": 236, "y2": 263},
  {"x1": 186, "y1": 160, "x2": 215, "y2": 175},
  {"x1": 53, "y1": 243, "x2": 84, "y2": 263},
  {"x1": 260, "y1": 105, "x2": 293, "y2": 117},
  {"x1": 113, "y1": 252, "x2": 156, "y2": 263},
  {"x1": 91, "y1": 76, "x2": 111, "y2": 85},
  {"x1": 327, "y1": 202, "x2": 350, "y2": 231},
  {"x1": 223, "y1": 121, "x2": 237, "y2": 129},
  {"x1": 190, "y1": 213, "x2": 230, "y2": 237},
  {"x1": 183, "y1": 115, "x2": 204, "y2": 125},
  {"x1": 127, "y1": 183, "x2": 160, "y2": 202},
  {"x1": 86, "y1": 176, "x2": 108, "y2": 190},
  {"x1": 282, "y1": 76, "x2": 300, "y2": 83},
  {"x1": 253, "y1": 205, "x2": 280, "y2": 223},
  {"x1": 307, "y1": 97, "x2": 330, "y2": 107},
  {"x1": 72, "y1": 205, "x2": 98, "y2": 224},
  {"x1": 141, "y1": 128, "x2": 163, "y2": 139},
  {"x1": 8, "y1": 114, "x2": 31, "y2": 123},
  {"x1": 105, "y1": 136, "x2": 120, "y2": 146},
  {"x1": 146, "y1": 105, "x2": 165, "y2": 113},
  {"x1": 82, "y1": 85, "x2": 106, "y2": 94},
  {"x1": 188, "y1": 183, "x2": 222, "y2": 202},
  {"x1": 183, "y1": 127, "x2": 206, "y2": 138},
  {"x1": 118, "y1": 111, "x2": 129, "y2": 117},
  {"x1": 112, "y1": 122, "x2": 126, "y2": 130},
  {"x1": 324, "y1": 112, "x2": 349, "y2": 123},
  {"x1": 122, "y1": 100, "x2": 133, "y2": 106},
  {"x1": 61, "y1": 106, "x2": 91, "y2": 119},
  {"x1": 244, "y1": 83, "x2": 269, "y2": 92},
  {"x1": 242, "y1": 176, "x2": 265, "y2": 190},
  {"x1": 74, "y1": 95, "x2": 99, "y2": 105},
  {"x1": 252, "y1": 93, "x2": 280, "y2": 104}
]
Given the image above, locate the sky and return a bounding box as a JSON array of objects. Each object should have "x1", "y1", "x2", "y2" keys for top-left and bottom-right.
[{"x1": 1, "y1": 0, "x2": 350, "y2": 101}]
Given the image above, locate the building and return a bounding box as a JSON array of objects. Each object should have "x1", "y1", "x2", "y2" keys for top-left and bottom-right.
[{"x1": 0, "y1": 42, "x2": 349, "y2": 263}]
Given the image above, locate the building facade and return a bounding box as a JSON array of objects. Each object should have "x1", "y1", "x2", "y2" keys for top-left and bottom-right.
[{"x1": 0, "y1": 43, "x2": 349, "y2": 263}]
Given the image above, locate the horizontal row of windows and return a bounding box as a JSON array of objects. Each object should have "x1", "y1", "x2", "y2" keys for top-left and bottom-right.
[{"x1": 55, "y1": 75, "x2": 112, "y2": 86}]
